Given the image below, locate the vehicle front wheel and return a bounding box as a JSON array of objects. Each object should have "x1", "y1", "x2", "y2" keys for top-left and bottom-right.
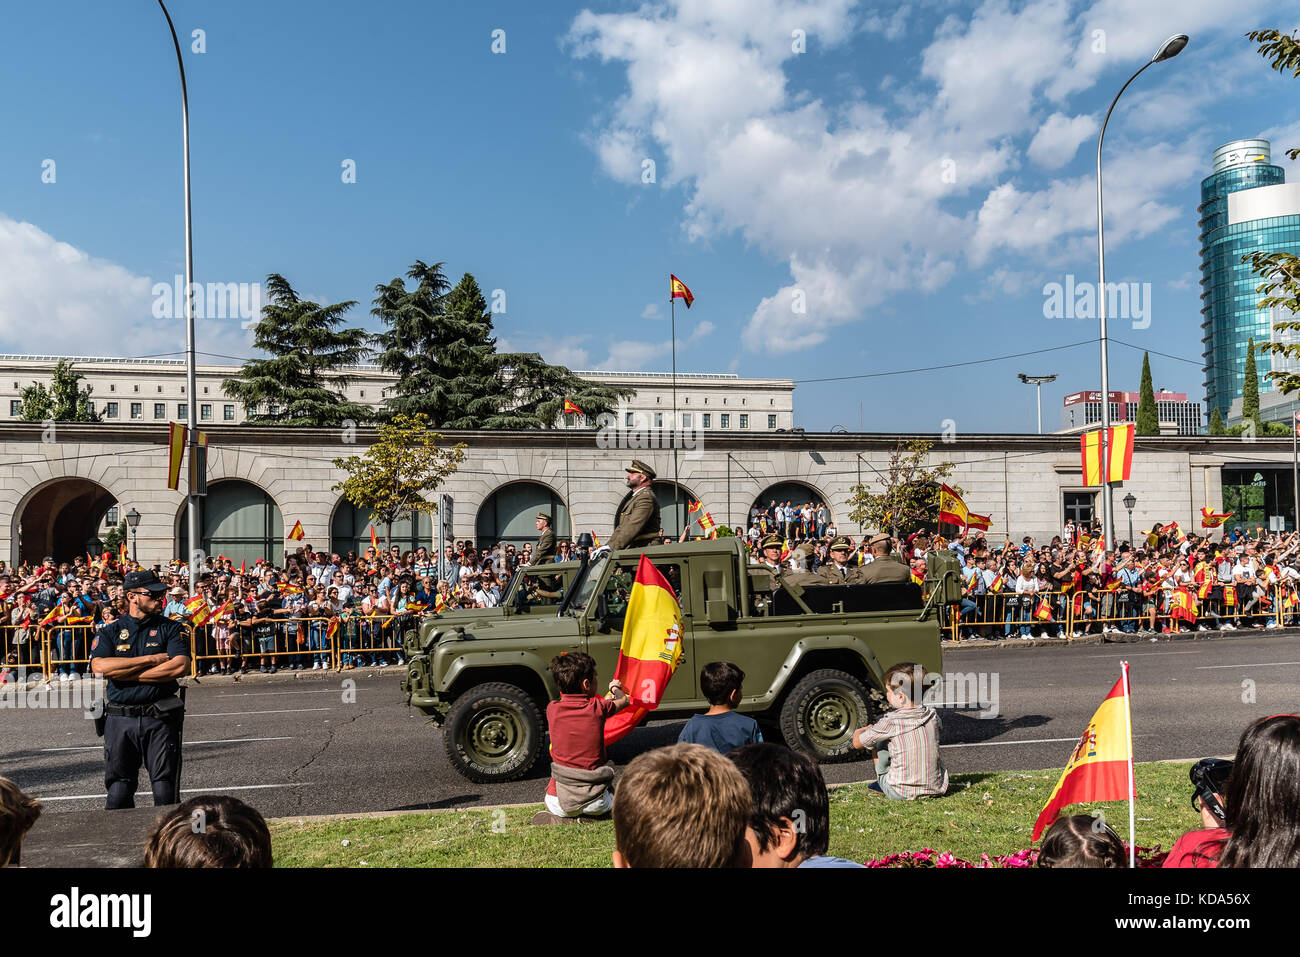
[
  {"x1": 444, "y1": 682, "x2": 544, "y2": 783},
  {"x1": 778, "y1": 668, "x2": 875, "y2": 764}
]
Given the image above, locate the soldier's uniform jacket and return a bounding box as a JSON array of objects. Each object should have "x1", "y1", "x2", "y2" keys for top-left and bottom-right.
[
  {"x1": 857, "y1": 554, "x2": 911, "y2": 585},
  {"x1": 533, "y1": 528, "x2": 556, "y2": 565},
  {"x1": 819, "y1": 562, "x2": 863, "y2": 585},
  {"x1": 89, "y1": 612, "x2": 188, "y2": 705},
  {"x1": 608, "y1": 486, "x2": 661, "y2": 550}
]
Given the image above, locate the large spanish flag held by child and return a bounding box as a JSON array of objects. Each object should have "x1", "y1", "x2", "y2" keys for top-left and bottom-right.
[
  {"x1": 603, "y1": 555, "x2": 686, "y2": 746},
  {"x1": 1032, "y1": 664, "x2": 1136, "y2": 859}
]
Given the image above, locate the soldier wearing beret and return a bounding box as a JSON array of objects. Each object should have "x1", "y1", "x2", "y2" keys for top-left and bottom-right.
[
  {"x1": 819, "y1": 536, "x2": 864, "y2": 585},
  {"x1": 608, "y1": 460, "x2": 661, "y2": 550},
  {"x1": 858, "y1": 533, "x2": 911, "y2": 585},
  {"x1": 89, "y1": 569, "x2": 190, "y2": 810},
  {"x1": 532, "y1": 512, "x2": 556, "y2": 565}
]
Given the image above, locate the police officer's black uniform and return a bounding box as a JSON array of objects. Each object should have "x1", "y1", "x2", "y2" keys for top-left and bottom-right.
[{"x1": 89, "y1": 571, "x2": 189, "y2": 809}]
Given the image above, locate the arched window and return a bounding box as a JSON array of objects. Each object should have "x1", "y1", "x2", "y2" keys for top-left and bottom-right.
[
  {"x1": 331, "y1": 501, "x2": 433, "y2": 558},
  {"x1": 476, "y1": 482, "x2": 570, "y2": 549},
  {"x1": 179, "y1": 480, "x2": 282, "y2": 567}
]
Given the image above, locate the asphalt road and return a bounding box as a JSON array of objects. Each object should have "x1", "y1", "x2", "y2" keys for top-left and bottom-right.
[{"x1": 4, "y1": 632, "x2": 1298, "y2": 822}]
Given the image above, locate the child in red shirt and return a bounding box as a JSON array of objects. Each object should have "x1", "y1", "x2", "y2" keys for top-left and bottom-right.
[{"x1": 534, "y1": 652, "x2": 629, "y2": 824}]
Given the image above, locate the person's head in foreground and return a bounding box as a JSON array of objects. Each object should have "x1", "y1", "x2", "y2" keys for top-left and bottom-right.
[
  {"x1": 728, "y1": 742, "x2": 857, "y2": 868},
  {"x1": 1217, "y1": 713, "x2": 1300, "y2": 868},
  {"x1": 143, "y1": 795, "x2": 272, "y2": 868},
  {"x1": 1037, "y1": 814, "x2": 1126, "y2": 868},
  {"x1": 612, "y1": 743, "x2": 751, "y2": 868},
  {"x1": 0, "y1": 777, "x2": 42, "y2": 867},
  {"x1": 550, "y1": 650, "x2": 599, "y2": 697}
]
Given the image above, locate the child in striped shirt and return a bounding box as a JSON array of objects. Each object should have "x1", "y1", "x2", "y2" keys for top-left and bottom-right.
[{"x1": 852, "y1": 662, "x2": 948, "y2": 800}]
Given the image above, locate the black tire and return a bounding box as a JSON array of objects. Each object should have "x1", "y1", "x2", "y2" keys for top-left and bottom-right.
[
  {"x1": 443, "y1": 682, "x2": 544, "y2": 783},
  {"x1": 778, "y1": 668, "x2": 875, "y2": 764}
]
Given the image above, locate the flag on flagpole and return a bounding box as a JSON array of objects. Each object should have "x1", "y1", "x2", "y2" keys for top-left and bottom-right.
[
  {"x1": 938, "y1": 484, "x2": 969, "y2": 528},
  {"x1": 603, "y1": 555, "x2": 686, "y2": 745},
  {"x1": 563, "y1": 398, "x2": 583, "y2": 415},
  {"x1": 369, "y1": 525, "x2": 379, "y2": 553},
  {"x1": 698, "y1": 511, "x2": 717, "y2": 537},
  {"x1": 1080, "y1": 424, "x2": 1135, "y2": 486},
  {"x1": 687, "y1": 499, "x2": 702, "y2": 514},
  {"x1": 1032, "y1": 665, "x2": 1135, "y2": 844},
  {"x1": 288, "y1": 520, "x2": 305, "y2": 541},
  {"x1": 166, "y1": 421, "x2": 186, "y2": 490},
  {"x1": 669, "y1": 274, "x2": 694, "y2": 308},
  {"x1": 965, "y1": 512, "x2": 992, "y2": 532}
]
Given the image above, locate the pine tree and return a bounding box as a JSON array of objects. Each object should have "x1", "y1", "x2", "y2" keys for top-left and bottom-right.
[
  {"x1": 18, "y1": 359, "x2": 100, "y2": 422},
  {"x1": 1135, "y1": 351, "x2": 1159, "y2": 434},
  {"x1": 1243, "y1": 337, "x2": 1262, "y2": 433},
  {"x1": 373, "y1": 263, "x2": 499, "y2": 426},
  {"x1": 223, "y1": 274, "x2": 373, "y2": 426},
  {"x1": 1209, "y1": 408, "x2": 1225, "y2": 435},
  {"x1": 482, "y1": 353, "x2": 633, "y2": 429}
]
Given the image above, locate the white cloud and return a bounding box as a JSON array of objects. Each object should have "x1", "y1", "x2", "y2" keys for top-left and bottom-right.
[
  {"x1": 641, "y1": 302, "x2": 662, "y2": 319},
  {"x1": 1027, "y1": 112, "x2": 1100, "y2": 169}
]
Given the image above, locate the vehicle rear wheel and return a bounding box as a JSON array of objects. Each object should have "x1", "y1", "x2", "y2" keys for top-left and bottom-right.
[
  {"x1": 778, "y1": 668, "x2": 875, "y2": 764},
  {"x1": 444, "y1": 682, "x2": 544, "y2": 783}
]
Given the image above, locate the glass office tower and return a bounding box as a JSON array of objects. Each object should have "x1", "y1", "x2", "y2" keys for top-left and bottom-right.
[{"x1": 1199, "y1": 139, "x2": 1300, "y2": 422}]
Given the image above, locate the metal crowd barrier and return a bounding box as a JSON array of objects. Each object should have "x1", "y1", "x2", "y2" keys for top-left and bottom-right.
[{"x1": 946, "y1": 582, "x2": 1296, "y2": 641}]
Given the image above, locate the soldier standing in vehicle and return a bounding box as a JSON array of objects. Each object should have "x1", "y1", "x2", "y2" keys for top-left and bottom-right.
[
  {"x1": 89, "y1": 570, "x2": 190, "y2": 810},
  {"x1": 532, "y1": 512, "x2": 556, "y2": 565},
  {"x1": 607, "y1": 460, "x2": 661, "y2": 550}
]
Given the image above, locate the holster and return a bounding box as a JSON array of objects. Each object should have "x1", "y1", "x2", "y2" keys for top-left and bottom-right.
[
  {"x1": 91, "y1": 699, "x2": 106, "y2": 738},
  {"x1": 148, "y1": 695, "x2": 186, "y2": 721}
]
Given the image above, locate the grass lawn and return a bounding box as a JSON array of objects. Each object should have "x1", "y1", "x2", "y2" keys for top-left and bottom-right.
[{"x1": 269, "y1": 760, "x2": 1201, "y2": 867}]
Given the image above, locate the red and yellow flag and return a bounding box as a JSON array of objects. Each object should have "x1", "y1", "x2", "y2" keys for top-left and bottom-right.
[
  {"x1": 563, "y1": 399, "x2": 583, "y2": 415},
  {"x1": 966, "y1": 511, "x2": 992, "y2": 532},
  {"x1": 697, "y1": 511, "x2": 717, "y2": 538},
  {"x1": 1032, "y1": 668, "x2": 1134, "y2": 841},
  {"x1": 938, "y1": 484, "x2": 969, "y2": 528},
  {"x1": 1200, "y1": 506, "x2": 1233, "y2": 528},
  {"x1": 603, "y1": 555, "x2": 686, "y2": 746},
  {"x1": 166, "y1": 421, "x2": 187, "y2": 490},
  {"x1": 1080, "y1": 424, "x2": 1134, "y2": 486},
  {"x1": 369, "y1": 525, "x2": 379, "y2": 553},
  {"x1": 185, "y1": 596, "x2": 210, "y2": 624},
  {"x1": 288, "y1": 520, "x2": 305, "y2": 541},
  {"x1": 669, "y1": 274, "x2": 694, "y2": 308}
]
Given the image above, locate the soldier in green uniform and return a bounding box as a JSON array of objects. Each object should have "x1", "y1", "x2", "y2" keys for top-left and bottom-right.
[
  {"x1": 532, "y1": 512, "x2": 556, "y2": 565},
  {"x1": 858, "y1": 533, "x2": 910, "y2": 585},
  {"x1": 607, "y1": 460, "x2": 661, "y2": 550},
  {"x1": 819, "y1": 536, "x2": 863, "y2": 585}
]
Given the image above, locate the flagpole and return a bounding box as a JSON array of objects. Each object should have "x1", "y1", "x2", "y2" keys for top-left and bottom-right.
[
  {"x1": 671, "y1": 291, "x2": 680, "y2": 539},
  {"x1": 564, "y1": 410, "x2": 572, "y2": 540},
  {"x1": 1121, "y1": 659, "x2": 1135, "y2": 867}
]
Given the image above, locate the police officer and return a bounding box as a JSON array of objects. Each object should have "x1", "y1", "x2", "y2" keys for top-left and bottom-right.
[
  {"x1": 820, "y1": 536, "x2": 863, "y2": 584},
  {"x1": 533, "y1": 512, "x2": 556, "y2": 565},
  {"x1": 607, "y1": 460, "x2": 661, "y2": 550},
  {"x1": 89, "y1": 569, "x2": 190, "y2": 810}
]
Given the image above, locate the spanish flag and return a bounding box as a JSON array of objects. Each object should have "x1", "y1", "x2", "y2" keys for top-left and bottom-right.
[
  {"x1": 603, "y1": 555, "x2": 686, "y2": 746},
  {"x1": 326, "y1": 617, "x2": 340, "y2": 644},
  {"x1": 1080, "y1": 423, "x2": 1134, "y2": 486},
  {"x1": 369, "y1": 525, "x2": 379, "y2": 553},
  {"x1": 288, "y1": 520, "x2": 305, "y2": 541},
  {"x1": 185, "y1": 596, "x2": 210, "y2": 624},
  {"x1": 118, "y1": 541, "x2": 128, "y2": 565},
  {"x1": 1200, "y1": 506, "x2": 1233, "y2": 528},
  {"x1": 697, "y1": 511, "x2": 717, "y2": 537},
  {"x1": 938, "y1": 484, "x2": 969, "y2": 528},
  {"x1": 669, "y1": 274, "x2": 694, "y2": 308},
  {"x1": 1032, "y1": 665, "x2": 1135, "y2": 846},
  {"x1": 966, "y1": 512, "x2": 992, "y2": 532},
  {"x1": 687, "y1": 499, "x2": 702, "y2": 514},
  {"x1": 166, "y1": 421, "x2": 187, "y2": 490},
  {"x1": 563, "y1": 398, "x2": 583, "y2": 415}
]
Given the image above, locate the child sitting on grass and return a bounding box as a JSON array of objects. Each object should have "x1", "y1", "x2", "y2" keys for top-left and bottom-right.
[
  {"x1": 531, "y1": 651, "x2": 629, "y2": 826},
  {"x1": 612, "y1": 743, "x2": 752, "y2": 868},
  {"x1": 676, "y1": 661, "x2": 762, "y2": 755},
  {"x1": 851, "y1": 661, "x2": 948, "y2": 800}
]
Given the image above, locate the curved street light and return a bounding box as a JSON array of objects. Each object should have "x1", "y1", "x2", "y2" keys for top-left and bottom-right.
[{"x1": 1096, "y1": 33, "x2": 1188, "y2": 552}]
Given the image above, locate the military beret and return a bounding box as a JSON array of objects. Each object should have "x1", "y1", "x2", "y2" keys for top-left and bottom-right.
[
  {"x1": 829, "y1": 536, "x2": 854, "y2": 551},
  {"x1": 626, "y1": 459, "x2": 656, "y2": 479},
  {"x1": 760, "y1": 534, "x2": 783, "y2": 550}
]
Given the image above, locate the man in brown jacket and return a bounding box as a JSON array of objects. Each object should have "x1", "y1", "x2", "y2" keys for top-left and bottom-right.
[
  {"x1": 858, "y1": 533, "x2": 910, "y2": 585},
  {"x1": 608, "y1": 460, "x2": 661, "y2": 550},
  {"x1": 819, "y1": 536, "x2": 864, "y2": 585}
]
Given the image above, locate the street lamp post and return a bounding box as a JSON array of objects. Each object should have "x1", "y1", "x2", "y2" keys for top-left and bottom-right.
[
  {"x1": 1122, "y1": 493, "x2": 1136, "y2": 548},
  {"x1": 1018, "y1": 374, "x2": 1058, "y2": 434},
  {"x1": 126, "y1": 507, "x2": 141, "y2": 563},
  {"x1": 1096, "y1": 33, "x2": 1188, "y2": 552},
  {"x1": 157, "y1": 0, "x2": 200, "y2": 593}
]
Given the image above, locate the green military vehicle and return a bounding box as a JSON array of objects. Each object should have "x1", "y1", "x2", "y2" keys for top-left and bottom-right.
[
  {"x1": 430, "y1": 562, "x2": 580, "y2": 623},
  {"x1": 401, "y1": 537, "x2": 957, "y2": 783}
]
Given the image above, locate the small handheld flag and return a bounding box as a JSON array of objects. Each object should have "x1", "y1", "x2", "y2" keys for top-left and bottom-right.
[
  {"x1": 669, "y1": 274, "x2": 694, "y2": 308},
  {"x1": 369, "y1": 525, "x2": 379, "y2": 553},
  {"x1": 288, "y1": 520, "x2": 305, "y2": 541}
]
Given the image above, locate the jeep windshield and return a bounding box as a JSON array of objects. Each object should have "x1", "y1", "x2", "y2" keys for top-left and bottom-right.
[
  {"x1": 566, "y1": 554, "x2": 608, "y2": 616},
  {"x1": 508, "y1": 567, "x2": 569, "y2": 609}
]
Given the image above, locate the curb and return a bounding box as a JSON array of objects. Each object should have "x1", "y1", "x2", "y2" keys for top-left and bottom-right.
[{"x1": 941, "y1": 623, "x2": 1300, "y2": 651}]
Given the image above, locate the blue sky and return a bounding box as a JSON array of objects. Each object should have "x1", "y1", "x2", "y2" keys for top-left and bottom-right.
[{"x1": 2, "y1": 0, "x2": 1298, "y2": 432}]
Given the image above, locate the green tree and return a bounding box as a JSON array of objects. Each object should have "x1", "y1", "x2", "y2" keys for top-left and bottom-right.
[
  {"x1": 483, "y1": 353, "x2": 633, "y2": 429},
  {"x1": 332, "y1": 413, "x2": 466, "y2": 551},
  {"x1": 1135, "y1": 351, "x2": 1159, "y2": 435},
  {"x1": 846, "y1": 439, "x2": 959, "y2": 540},
  {"x1": 104, "y1": 520, "x2": 127, "y2": 556},
  {"x1": 223, "y1": 274, "x2": 373, "y2": 426},
  {"x1": 18, "y1": 359, "x2": 100, "y2": 422},
  {"x1": 1243, "y1": 337, "x2": 1262, "y2": 434},
  {"x1": 1209, "y1": 408, "x2": 1225, "y2": 435}
]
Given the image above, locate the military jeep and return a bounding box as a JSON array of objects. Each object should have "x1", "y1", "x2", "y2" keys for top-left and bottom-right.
[{"x1": 401, "y1": 538, "x2": 956, "y2": 783}]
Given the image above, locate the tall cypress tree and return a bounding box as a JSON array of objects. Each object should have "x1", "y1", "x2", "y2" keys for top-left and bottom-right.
[
  {"x1": 222, "y1": 274, "x2": 372, "y2": 426},
  {"x1": 1242, "y1": 337, "x2": 1261, "y2": 433},
  {"x1": 1135, "y1": 352, "x2": 1159, "y2": 434},
  {"x1": 1209, "y1": 408, "x2": 1225, "y2": 435}
]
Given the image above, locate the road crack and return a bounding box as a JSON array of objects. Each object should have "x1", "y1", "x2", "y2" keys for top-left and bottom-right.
[{"x1": 289, "y1": 706, "x2": 374, "y2": 809}]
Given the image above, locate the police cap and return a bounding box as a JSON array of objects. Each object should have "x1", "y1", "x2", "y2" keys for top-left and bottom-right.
[{"x1": 123, "y1": 570, "x2": 168, "y2": 593}]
